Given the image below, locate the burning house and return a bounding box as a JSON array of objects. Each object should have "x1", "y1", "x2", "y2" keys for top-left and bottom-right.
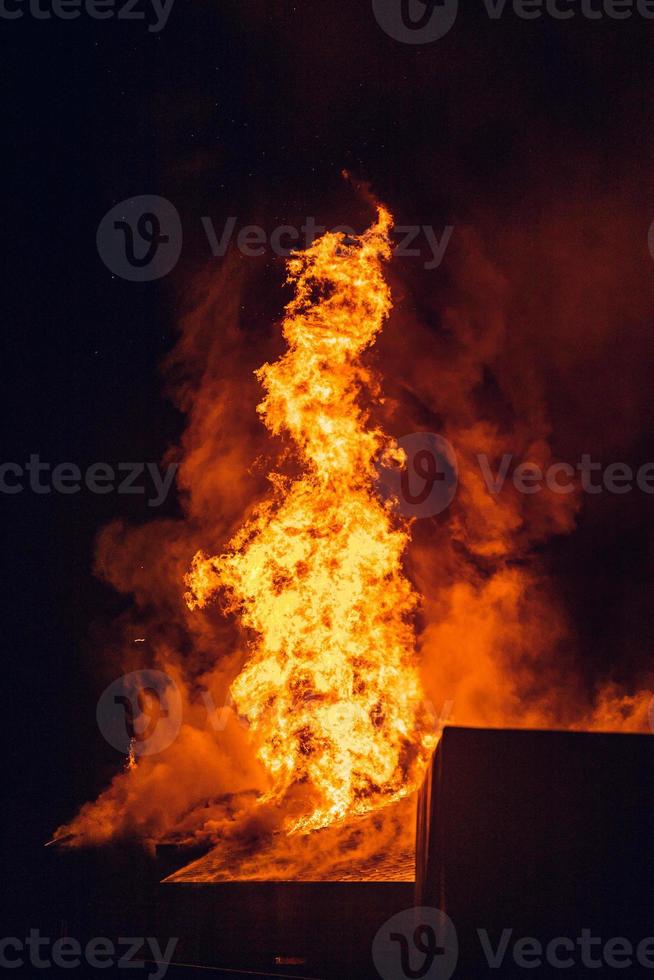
[{"x1": 47, "y1": 203, "x2": 654, "y2": 978}]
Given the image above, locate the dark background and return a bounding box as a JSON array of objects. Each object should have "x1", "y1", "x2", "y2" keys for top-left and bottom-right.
[{"x1": 3, "y1": 0, "x2": 654, "y2": 959}]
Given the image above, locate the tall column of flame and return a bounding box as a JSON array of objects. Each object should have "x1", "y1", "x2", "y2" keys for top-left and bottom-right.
[{"x1": 185, "y1": 207, "x2": 436, "y2": 833}]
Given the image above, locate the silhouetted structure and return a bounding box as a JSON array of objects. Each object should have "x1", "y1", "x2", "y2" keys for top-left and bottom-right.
[{"x1": 416, "y1": 726, "x2": 654, "y2": 977}]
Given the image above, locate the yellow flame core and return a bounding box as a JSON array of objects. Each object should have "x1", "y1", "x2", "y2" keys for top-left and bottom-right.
[{"x1": 186, "y1": 207, "x2": 436, "y2": 833}]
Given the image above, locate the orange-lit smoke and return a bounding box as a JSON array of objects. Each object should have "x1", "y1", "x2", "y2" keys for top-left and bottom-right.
[{"x1": 53, "y1": 196, "x2": 653, "y2": 870}]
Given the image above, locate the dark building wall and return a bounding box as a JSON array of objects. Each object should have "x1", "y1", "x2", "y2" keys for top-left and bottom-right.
[
  {"x1": 416, "y1": 726, "x2": 654, "y2": 977},
  {"x1": 43, "y1": 845, "x2": 412, "y2": 978}
]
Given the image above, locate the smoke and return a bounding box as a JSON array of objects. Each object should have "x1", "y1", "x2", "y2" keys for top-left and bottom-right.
[
  {"x1": 54, "y1": 255, "x2": 277, "y2": 849},
  {"x1": 54, "y1": 183, "x2": 654, "y2": 873},
  {"x1": 375, "y1": 175, "x2": 654, "y2": 735}
]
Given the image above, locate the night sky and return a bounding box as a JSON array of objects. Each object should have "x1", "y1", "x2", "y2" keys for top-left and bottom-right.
[{"x1": 4, "y1": 0, "x2": 654, "y2": 938}]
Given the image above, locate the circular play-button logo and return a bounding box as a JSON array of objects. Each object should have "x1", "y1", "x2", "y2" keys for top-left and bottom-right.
[
  {"x1": 97, "y1": 669, "x2": 183, "y2": 757},
  {"x1": 372, "y1": 0, "x2": 458, "y2": 44},
  {"x1": 372, "y1": 906, "x2": 458, "y2": 980},
  {"x1": 97, "y1": 195, "x2": 182, "y2": 281},
  {"x1": 377, "y1": 432, "x2": 458, "y2": 518}
]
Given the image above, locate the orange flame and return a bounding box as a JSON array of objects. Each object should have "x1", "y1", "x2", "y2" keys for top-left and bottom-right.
[
  {"x1": 185, "y1": 207, "x2": 436, "y2": 833},
  {"x1": 51, "y1": 194, "x2": 654, "y2": 865}
]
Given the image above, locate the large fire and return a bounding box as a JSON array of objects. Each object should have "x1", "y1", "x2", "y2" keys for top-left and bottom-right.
[
  {"x1": 52, "y1": 190, "x2": 654, "y2": 873},
  {"x1": 184, "y1": 207, "x2": 436, "y2": 834}
]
